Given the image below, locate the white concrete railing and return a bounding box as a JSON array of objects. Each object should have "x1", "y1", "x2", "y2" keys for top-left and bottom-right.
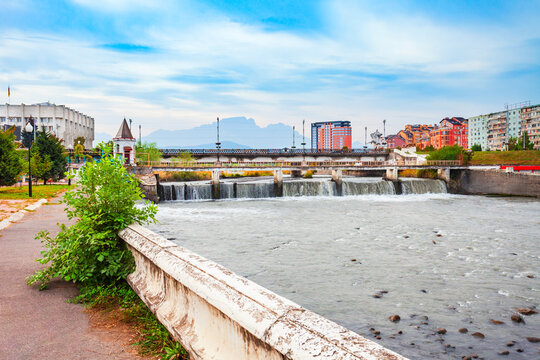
[{"x1": 119, "y1": 224, "x2": 407, "y2": 360}]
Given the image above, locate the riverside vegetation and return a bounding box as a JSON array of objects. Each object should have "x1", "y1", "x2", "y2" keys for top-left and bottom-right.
[{"x1": 26, "y1": 149, "x2": 188, "y2": 359}]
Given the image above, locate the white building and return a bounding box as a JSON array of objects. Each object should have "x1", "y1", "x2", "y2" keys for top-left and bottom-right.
[
  {"x1": 0, "y1": 102, "x2": 94, "y2": 149},
  {"x1": 113, "y1": 118, "x2": 136, "y2": 165},
  {"x1": 468, "y1": 102, "x2": 535, "y2": 151}
]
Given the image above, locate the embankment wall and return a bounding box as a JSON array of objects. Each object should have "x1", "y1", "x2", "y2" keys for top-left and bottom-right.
[
  {"x1": 119, "y1": 224, "x2": 406, "y2": 360},
  {"x1": 451, "y1": 169, "x2": 540, "y2": 197}
]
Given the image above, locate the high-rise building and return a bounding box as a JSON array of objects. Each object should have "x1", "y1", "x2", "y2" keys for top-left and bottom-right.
[
  {"x1": 469, "y1": 102, "x2": 535, "y2": 151},
  {"x1": 520, "y1": 105, "x2": 540, "y2": 149},
  {"x1": 0, "y1": 102, "x2": 94, "y2": 148},
  {"x1": 311, "y1": 121, "x2": 352, "y2": 150}
]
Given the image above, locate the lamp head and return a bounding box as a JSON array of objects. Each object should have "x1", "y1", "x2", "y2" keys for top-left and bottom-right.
[{"x1": 25, "y1": 122, "x2": 34, "y2": 133}]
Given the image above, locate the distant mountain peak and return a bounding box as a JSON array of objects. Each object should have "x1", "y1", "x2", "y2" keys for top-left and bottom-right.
[{"x1": 142, "y1": 116, "x2": 307, "y2": 148}]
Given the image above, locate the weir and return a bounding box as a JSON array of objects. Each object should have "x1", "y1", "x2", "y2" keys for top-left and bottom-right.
[{"x1": 159, "y1": 177, "x2": 447, "y2": 201}]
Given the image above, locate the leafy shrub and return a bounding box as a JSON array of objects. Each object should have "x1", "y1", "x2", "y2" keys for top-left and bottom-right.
[
  {"x1": 136, "y1": 142, "x2": 162, "y2": 164},
  {"x1": 426, "y1": 145, "x2": 471, "y2": 164},
  {"x1": 0, "y1": 127, "x2": 24, "y2": 186},
  {"x1": 27, "y1": 152, "x2": 157, "y2": 289},
  {"x1": 303, "y1": 170, "x2": 314, "y2": 178},
  {"x1": 471, "y1": 144, "x2": 482, "y2": 151}
]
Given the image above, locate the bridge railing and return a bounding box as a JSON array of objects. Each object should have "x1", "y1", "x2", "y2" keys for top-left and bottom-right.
[
  {"x1": 140, "y1": 160, "x2": 392, "y2": 168},
  {"x1": 136, "y1": 159, "x2": 463, "y2": 168},
  {"x1": 424, "y1": 160, "x2": 462, "y2": 166},
  {"x1": 159, "y1": 148, "x2": 382, "y2": 156}
]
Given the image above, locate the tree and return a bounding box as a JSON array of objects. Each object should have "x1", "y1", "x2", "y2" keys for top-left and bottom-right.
[
  {"x1": 172, "y1": 151, "x2": 194, "y2": 163},
  {"x1": 27, "y1": 150, "x2": 157, "y2": 289},
  {"x1": 471, "y1": 144, "x2": 482, "y2": 151},
  {"x1": 135, "y1": 141, "x2": 162, "y2": 164},
  {"x1": 94, "y1": 141, "x2": 113, "y2": 155},
  {"x1": 517, "y1": 131, "x2": 534, "y2": 150},
  {"x1": 33, "y1": 127, "x2": 67, "y2": 184},
  {"x1": 73, "y1": 136, "x2": 85, "y2": 148},
  {"x1": 426, "y1": 145, "x2": 471, "y2": 164},
  {"x1": 74, "y1": 143, "x2": 84, "y2": 162},
  {"x1": 29, "y1": 152, "x2": 52, "y2": 184},
  {"x1": 0, "y1": 127, "x2": 24, "y2": 186}
]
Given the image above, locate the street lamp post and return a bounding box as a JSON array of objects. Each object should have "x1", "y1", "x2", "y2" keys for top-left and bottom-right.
[
  {"x1": 24, "y1": 117, "x2": 34, "y2": 198},
  {"x1": 301, "y1": 119, "x2": 306, "y2": 162},
  {"x1": 216, "y1": 117, "x2": 221, "y2": 163},
  {"x1": 291, "y1": 126, "x2": 296, "y2": 149}
]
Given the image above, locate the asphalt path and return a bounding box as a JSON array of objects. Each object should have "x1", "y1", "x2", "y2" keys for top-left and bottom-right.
[{"x1": 0, "y1": 198, "x2": 144, "y2": 359}]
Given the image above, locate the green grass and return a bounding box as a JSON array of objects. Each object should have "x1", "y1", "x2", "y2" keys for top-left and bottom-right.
[
  {"x1": 73, "y1": 282, "x2": 188, "y2": 360},
  {"x1": 470, "y1": 150, "x2": 540, "y2": 165},
  {"x1": 0, "y1": 184, "x2": 74, "y2": 200}
]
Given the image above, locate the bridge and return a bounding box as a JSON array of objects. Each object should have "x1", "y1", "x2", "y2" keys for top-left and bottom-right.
[{"x1": 159, "y1": 148, "x2": 389, "y2": 162}]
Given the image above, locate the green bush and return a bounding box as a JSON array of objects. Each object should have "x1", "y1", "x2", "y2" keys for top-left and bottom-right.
[
  {"x1": 27, "y1": 152, "x2": 157, "y2": 289},
  {"x1": 426, "y1": 145, "x2": 471, "y2": 163},
  {"x1": 0, "y1": 127, "x2": 23, "y2": 186},
  {"x1": 471, "y1": 144, "x2": 482, "y2": 151},
  {"x1": 136, "y1": 142, "x2": 162, "y2": 164}
]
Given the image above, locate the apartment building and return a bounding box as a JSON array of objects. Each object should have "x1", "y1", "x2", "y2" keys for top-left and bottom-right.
[
  {"x1": 0, "y1": 102, "x2": 95, "y2": 148},
  {"x1": 429, "y1": 117, "x2": 468, "y2": 149},
  {"x1": 311, "y1": 121, "x2": 352, "y2": 150},
  {"x1": 469, "y1": 103, "x2": 534, "y2": 151},
  {"x1": 520, "y1": 104, "x2": 540, "y2": 149}
]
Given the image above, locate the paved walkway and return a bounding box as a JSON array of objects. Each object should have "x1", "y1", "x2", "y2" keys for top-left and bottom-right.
[{"x1": 0, "y1": 199, "x2": 144, "y2": 360}]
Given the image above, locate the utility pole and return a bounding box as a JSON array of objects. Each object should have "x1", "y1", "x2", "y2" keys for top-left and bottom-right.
[
  {"x1": 364, "y1": 126, "x2": 367, "y2": 149},
  {"x1": 292, "y1": 126, "x2": 296, "y2": 149},
  {"x1": 383, "y1": 119, "x2": 387, "y2": 146},
  {"x1": 216, "y1": 117, "x2": 221, "y2": 163},
  {"x1": 301, "y1": 119, "x2": 306, "y2": 161},
  {"x1": 139, "y1": 124, "x2": 141, "y2": 145}
]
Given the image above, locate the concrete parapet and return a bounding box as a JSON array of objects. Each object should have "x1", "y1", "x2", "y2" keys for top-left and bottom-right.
[
  {"x1": 437, "y1": 168, "x2": 451, "y2": 182},
  {"x1": 211, "y1": 170, "x2": 220, "y2": 199},
  {"x1": 119, "y1": 224, "x2": 407, "y2": 360},
  {"x1": 331, "y1": 169, "x2": 343, "y2": 196},
  {"x1": 385, "y1": 167, "x2": 399, "y2": 181},
  {"x1": 273, "y1": 169, "x2": 283, "y2": 197}
]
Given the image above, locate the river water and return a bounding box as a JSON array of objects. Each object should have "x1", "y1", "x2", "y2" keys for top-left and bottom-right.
[{"x1": 151, "y1": 177, "x2": 540, "y2": 359}]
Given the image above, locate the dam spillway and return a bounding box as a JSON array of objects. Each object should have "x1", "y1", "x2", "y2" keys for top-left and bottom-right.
[{"x1": 159, "y1": 177, "x2": 447, "y2": 201}]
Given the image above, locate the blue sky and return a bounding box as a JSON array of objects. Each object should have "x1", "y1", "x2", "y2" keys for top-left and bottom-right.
[{"x1": 1, "y1": 0, "x2": 539, "y2": 140}]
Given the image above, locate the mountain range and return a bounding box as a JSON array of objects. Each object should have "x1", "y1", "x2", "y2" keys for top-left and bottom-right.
[{"x1": 141, "y1": 117, "x2": 308, "y2": 149}]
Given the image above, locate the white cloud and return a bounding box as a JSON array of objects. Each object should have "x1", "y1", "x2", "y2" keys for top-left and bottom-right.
[{"x1": 1, "y1": 1, "x2": 539, "y2": 143}]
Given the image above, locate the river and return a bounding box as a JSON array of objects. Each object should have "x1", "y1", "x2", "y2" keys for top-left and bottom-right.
[{"x1": 150, "y1": 176, "x2": 539, "y2": 359}]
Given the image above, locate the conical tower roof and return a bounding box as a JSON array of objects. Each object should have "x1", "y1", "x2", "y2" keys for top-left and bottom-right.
[{"x1": 114, "y1": 118, "x2": 135, "y2": 139}]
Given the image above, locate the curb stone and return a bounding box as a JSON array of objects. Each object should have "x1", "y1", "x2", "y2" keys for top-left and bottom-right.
[{"x1": 0, "y1": 198, "x2": 48, "y2": 231}]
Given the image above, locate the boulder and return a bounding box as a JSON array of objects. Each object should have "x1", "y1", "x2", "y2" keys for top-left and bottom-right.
[
  {"x1": 516, "y1": 308, "x2": 537, "y2": 316},
  {"x1": 389, "y1": 314, "x2": 400, "y2": 322}
]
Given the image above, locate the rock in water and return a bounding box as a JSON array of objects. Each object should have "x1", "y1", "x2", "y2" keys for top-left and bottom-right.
[
  {"x1": 498, "y1": 350, "x2": 509, "y2": 355},
  {"x1": 471, "y1": 332, "x2": 485, "y2": 339},
  {"x1": 437, "y1": 328, "x2": 447, "y2": 334},
  {"x1": 490, "y1": 319, "x2": 504, "y2": 325},
  {"x1": 516, "y1": 307, "x2": 538, "y2": 316},
  {"x1": 458, "y1": 328, "x2": 468, "y2": 333},
  {"x1": 389, "y1": 314, "x2": 400, "y2": 322},
  {"x1": 526, "y1": 337, "x2": 540, "y2": 343},
  {"x1": 511, "y1": 314, "x2": 524, "y2": 323}
]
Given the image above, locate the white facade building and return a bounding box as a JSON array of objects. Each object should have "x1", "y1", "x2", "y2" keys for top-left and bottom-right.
[
  {"x1": 468, "y1": 102, "x2": 535, "y2": 151},
  {"x1": 0, "y1": 102, "x2": 94, "y2": 148}
]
